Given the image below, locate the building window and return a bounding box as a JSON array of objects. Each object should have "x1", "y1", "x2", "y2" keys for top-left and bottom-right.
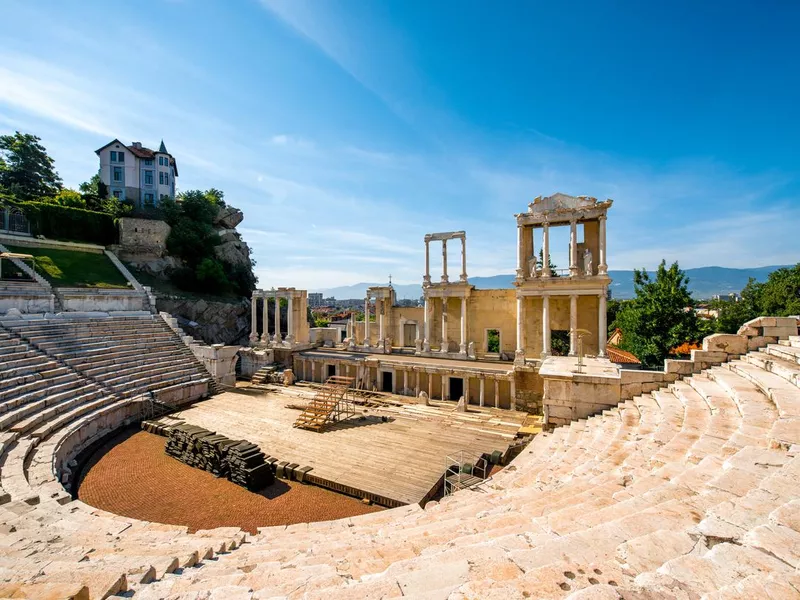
[
  {"x1": 113, "y1": 166, "x2": 123, "y2": 182},
  {"x1": 112, "y1": 190, "x2": 121, "y2": 199},
  {"x1": 163, "y1": 173, "x2": 168, "y2": 186},
  {"x1": 159, "y1": 171, "x2": 164, "y2": 185},
  {"x1": 143, "y1": 193, "x2": 154, "y2": 206},
  {"x1": 110, "y1": 151, "x2": 116, "y2": 162},
  {"x1": 144, "y1": 170, "x2": 153, "y2": 185},
  {"x1": 158, "y1": 156, "x2": 166, "y2": 166},
  {"x1": 119, "y1": 152, "x2": 124, "y2": 163},
  {"x1": 144, "y1": 159, "x2": 153, "y2": 166}
]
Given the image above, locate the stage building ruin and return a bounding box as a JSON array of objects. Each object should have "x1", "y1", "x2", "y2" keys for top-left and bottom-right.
[{"x1": 250, "y1": 193, "x2": 617, "y2": 418}]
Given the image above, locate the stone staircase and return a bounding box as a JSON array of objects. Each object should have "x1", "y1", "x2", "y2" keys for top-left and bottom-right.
[{"x1": 0, "y1": 320, "x2": 797, "y2": 598}]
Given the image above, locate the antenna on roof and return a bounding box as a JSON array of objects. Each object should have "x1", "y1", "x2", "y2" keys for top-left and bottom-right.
[{"x1": 388, "y1": 274, "x2": 392, "y2": 287}]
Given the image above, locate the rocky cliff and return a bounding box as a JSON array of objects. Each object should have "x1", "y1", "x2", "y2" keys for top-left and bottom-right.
[{"x1": 156, "y1": 295, "x2": 251, "y2": 346}]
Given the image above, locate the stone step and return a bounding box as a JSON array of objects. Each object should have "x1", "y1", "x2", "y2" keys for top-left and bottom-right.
[
  {"x1": 744, "y1": 350, "x2": 800, "y2": 389},
  {"x1": 763, "y1": 343, "x2": 800, "y2": 365}
]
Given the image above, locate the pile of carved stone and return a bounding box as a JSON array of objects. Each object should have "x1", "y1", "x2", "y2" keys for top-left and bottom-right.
[{"x1": 165, "y1": 423, "x2": 274, "y2": 490}]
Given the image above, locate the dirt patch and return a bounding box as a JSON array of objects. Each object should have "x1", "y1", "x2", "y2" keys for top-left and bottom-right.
[{"x1": 78, "y1": 429, "x2": 382, "y2": 534}]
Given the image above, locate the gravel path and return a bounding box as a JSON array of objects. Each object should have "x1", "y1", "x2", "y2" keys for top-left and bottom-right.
[{"x1": 77, "y1": 429, "x2": 383, "y2": 534}]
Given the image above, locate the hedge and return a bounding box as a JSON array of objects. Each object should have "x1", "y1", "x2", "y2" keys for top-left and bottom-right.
[{"x1": 19, "y1": 201, "x2": 117, "y2": 245}]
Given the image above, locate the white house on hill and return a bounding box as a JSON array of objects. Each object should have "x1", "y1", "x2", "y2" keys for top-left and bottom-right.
[{"x1": 95, "y1": 139, "x2": 178, "y2": 208}]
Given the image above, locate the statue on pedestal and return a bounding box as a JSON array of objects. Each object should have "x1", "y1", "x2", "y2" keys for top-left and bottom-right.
[{"x1": 583, "y1": 248, "x2": 593, "y2": 276}]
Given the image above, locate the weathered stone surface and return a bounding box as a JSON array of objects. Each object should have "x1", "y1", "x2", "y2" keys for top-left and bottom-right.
[
  {"x1": 157, "y1": 296, "x2": 250, "y2": 346},
  {"x1": 214, "y1": 205, "x2": 244, "y2": 229}
]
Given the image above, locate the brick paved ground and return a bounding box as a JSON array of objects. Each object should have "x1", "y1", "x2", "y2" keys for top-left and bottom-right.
[{"x1": 77, "y1": 429, "x2": 382, "y2": 534}]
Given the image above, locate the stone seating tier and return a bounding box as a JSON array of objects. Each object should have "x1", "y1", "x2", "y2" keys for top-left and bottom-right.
[{"x1": 0, "y1": 319, "x2": 797, "y2": 598}]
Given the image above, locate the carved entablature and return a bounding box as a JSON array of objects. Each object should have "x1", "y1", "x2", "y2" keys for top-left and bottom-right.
[
  {"x1": 516, "y1": 193, "x2": 613, "y2": 226},
  {"x1": 424, "y1": 231, "x2": 466, "y2": 243},
  {"x1": 366, "y1": 286, "x2": 395, "y2": 302}
]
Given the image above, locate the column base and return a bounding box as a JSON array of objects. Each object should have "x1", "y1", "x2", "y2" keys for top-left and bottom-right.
[
  {"x1": 260, "y1": 334, "x2": 270, "y2": 343},
  {"x1": 423, "y1": 340, "x2": 430, "y2": 352},
  {"x1": 541, "y1": 351, "x2": 550, "y2": 359},
  {"x1": 514, "y1": 349, "x2": 526, "y2": 366},
  {"x1": 459, "y1": 275, "x2": 468, "y2": 283},
  {"x1": 273, "y1": 335, "x2": 282, "y2": 344},
  {"x1": 441, "y1": 275, "x2": 449, "y2": 283},
  {"x1": 423, "y1": 275, "x2": 431, "y2": 285},
  {"x1": 459, "y1": 343, "x2": 467, "y2": 355},
  {"x1": 286, "y1": 335, "x2": 295, "y2": 344},
  {"x1": 249, "y1": 333, "x2": 259, "y2": 344},
  {"x1": 569, "y1": 268, "x2": 579, "y2": 277},
  {"x1": 599, "y1": 265, "x2": 608, "y2": 275},
  {"x1": 440, "y1": 345, "x2": 449, "y2": 354}
]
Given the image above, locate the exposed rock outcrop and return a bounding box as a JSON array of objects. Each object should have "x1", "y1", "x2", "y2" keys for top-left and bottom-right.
[{"x1": 156, "y1": 295, "x2": 250, "y2": 346}]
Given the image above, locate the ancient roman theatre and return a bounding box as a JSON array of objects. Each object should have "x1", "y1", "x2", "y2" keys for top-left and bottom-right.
[{"x1": 0, "y1": 193, "x2": 798, "y2": 599}]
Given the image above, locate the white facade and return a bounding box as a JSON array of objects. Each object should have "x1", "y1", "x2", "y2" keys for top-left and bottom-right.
[{"x1": 96, "y1": 139, "x2": 178, "y2": 208}]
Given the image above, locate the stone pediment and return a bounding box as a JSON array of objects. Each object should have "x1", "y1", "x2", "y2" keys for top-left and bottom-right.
[
  {"x1": 517, "y1": 193, "x2": 613, "y2": 224},
  {"x1": 528, "y1": 193, "x2": 598, "y2": 214}
]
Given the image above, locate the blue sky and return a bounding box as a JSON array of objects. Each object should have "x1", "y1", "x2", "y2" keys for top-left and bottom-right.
[{"x1": 1, "y1": 0, "x2": 798, "y2": 289}]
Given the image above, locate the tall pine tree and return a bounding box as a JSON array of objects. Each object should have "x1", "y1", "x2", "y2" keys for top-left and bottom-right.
[{"x1": 0, "y1": 132, "x2": 62, "y2": 201}]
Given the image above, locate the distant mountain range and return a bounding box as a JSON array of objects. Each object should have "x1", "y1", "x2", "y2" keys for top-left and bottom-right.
[{"x1": 315, "y1": 265, "x2": 790, "y2": 301}]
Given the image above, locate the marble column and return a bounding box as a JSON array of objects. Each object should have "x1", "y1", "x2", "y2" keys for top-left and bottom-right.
[
  {"x1": 414, "y1": 369, "x2": 420, "y2": 397},
  {"x1": 441, "y1": 239, "x2": 449, "y2": 283},
  {"x1": 423, "y1": 295, "x2": 430, "y2": 351},
  {"x1": 249, "y1": 293, "x2": 259, "y2": 343},
  {"x1": 424, "y1": 240, "x2": 431, "y2": 284},
  {"x1": 510, "y1": 377, "x2": 516, "y2": 410},
  {"x1": 378, "y1": 298, "x2": 385, "y2": 342},
  {"x1": 428, "y1": 372, "x2": 433, "y2": 399},
  {"x1": 273, "y1": 292, "x2": 282, "y2": 343},
  {"x1": 542, "y1": 222, "x2": 551, "y2": 277},
  {"x1": 442, "y1": 374, "x2": 449, "y2": 400},
  {"x1": 286, "y1": 294, "x2": 295, "y2": 343},
  {"x1": 311, "y1": 361, "x2": 316, "y2": 383},
  {"x1": 598, "y1": 215, "x2": 608, "y2": 275},
  {"x1": 364, "y1": 297, "x2": 371, "y2": 346},
  {"x1": 260, "y1": 292, "x2": 269, "y2": 343},
  {"x1": 599, "y1": 290, "x2": 608, "y2": 357},
  {"x1": 542, "y1": 294, "x2": 551, "y2": 357},
  {"x1": 494, "y1": 378, "x2": 500, "y2": 409},
  {"x1": 516, "y1": 225, "x2": 524, "y2": 280},
  {"x1": 403, "y1": 370, "x2": 408, "y2": 395},
  {"x1": 459, "y1": 296, "x2": 467, "y2": 354},
  {"x1": 479, "y1": 376, "x2": 485, "y2": 407},
  {"x1": 515, "y1": 294, "x2": 525, "y2": 361},
  {"x1": 460, "y1": 236, "x2": 467, "y2": 282},
  {"x1": 569, "y1": 219, "x2": 578, "y2": 277},
  {"x1": 440, "y1": 296, "x2": 449, "y2": 354},
  {"x1": 569, "y1": 294, "x2": 578, "y2": 356}
]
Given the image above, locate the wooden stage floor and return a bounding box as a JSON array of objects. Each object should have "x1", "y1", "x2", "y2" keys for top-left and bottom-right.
[{"x1": 159, "y1": 383, "x2": 526, "y2": 506}]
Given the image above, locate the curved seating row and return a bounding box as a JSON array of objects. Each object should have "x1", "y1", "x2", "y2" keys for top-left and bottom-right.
[{"x1": 0, "y1": 320, "x2": 797, "y2": 599}]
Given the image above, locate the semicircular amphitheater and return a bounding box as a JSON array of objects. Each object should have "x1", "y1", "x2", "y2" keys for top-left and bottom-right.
[{"x1": 0, "y1": 194, "x2": 798, "y2": 600}]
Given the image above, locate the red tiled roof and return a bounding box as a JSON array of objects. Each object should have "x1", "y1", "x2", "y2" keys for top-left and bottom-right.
[{"x1": 606, "y1": 345, "x2": 641, "y2": 364}]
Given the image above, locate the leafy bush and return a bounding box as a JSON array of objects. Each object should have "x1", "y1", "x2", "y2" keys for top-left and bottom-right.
[{"x1": 196, "y1": 258, "x2": 229, "y2": 290}]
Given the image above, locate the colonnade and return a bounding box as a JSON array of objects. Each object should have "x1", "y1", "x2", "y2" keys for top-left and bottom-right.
[
  {"x1": 517, "y1": 215, "x2": 608, "y2": 279},
  {"x1": 516, "y1": 291, "x2": 608, "y2": 359},
  {"x1": 422, "y1": 294, "x2": 469, "y2": 354},
  {"x1": 294, "y1": 357, "x2": 515, "y2": 409},
  {"x1": 423, "y1": 231, "x2": 467, "y2": 285},
  {"x1": 249, "y1": 289, "x2": 295, "y2": 345}
]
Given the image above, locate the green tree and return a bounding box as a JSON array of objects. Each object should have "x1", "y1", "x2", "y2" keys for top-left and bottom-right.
[
  {"x1": 536, "y1": 248, "x2": 559, "y2": 276},
  {"x1": 78, "y1": 171, "x2": 108, "y2": 211},
  {"x1": 52, "y1": 188, "x2": 85, "y2": 208},
  {"x1": 0, "y1": 132, "x2": 62, "y2": 200},
  {"x1": 715, "y1": 264, "x2": 800, "y2": 332},
  {"x1": 616, "y1": 260, "x2": 699, "y2": 368},
  {"x1": 196, "y1": 258, "x2": 229, "y2": 290}
]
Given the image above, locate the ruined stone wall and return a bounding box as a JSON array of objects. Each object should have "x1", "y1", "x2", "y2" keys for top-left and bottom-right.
[
  {"x1": 156, "y1": 295, "x2": 250, "y2": 346},
  {"x1": 117, "y1": 218, "x2": 170, "y2": 259}
]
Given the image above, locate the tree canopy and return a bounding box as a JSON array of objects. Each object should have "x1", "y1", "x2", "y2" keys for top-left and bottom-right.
[
  {"x1": 614, "y1": 260, "x2": 700, "y2": 368},
  {"x1": 162, "y1": 188, "x2": 256, "y2": 297},
  {"x1": 0, "y1": 132, "x2": 62, "y2": 200},
  {"x1": 714, "y1": 264, "x2": 800, "y2": 333}
]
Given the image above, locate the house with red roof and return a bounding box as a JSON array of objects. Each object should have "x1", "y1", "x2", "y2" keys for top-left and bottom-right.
[{"x1": 95, "y1": 139, "x2": 178, "y2": 209}]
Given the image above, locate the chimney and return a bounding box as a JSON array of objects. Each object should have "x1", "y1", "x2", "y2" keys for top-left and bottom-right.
[{"x1": 132, "y1": 142, "x2": 142, "y2": 149}]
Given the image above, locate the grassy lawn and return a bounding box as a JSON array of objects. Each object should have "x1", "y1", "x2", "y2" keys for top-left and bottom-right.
[{"x1": 5, "y1": 245, "x2": 131, "y2": 289}]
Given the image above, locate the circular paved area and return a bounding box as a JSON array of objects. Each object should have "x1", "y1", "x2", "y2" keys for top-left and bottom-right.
[{"x1": 78, "y1": 429, "x2": 382, "y2": 534}]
